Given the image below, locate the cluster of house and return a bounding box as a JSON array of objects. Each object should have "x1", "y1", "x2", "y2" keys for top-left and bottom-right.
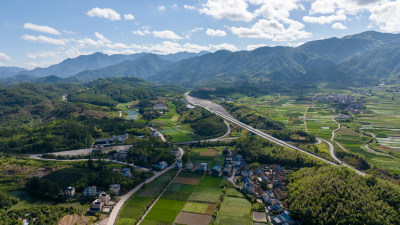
[
  {"x1": 310, "y1": 94, "x2": 363, "y2": 114},
  {"x1": 84, "y1": 185, "x2": 118, "y2": 213},
  {"x1": 185, "y1": 161, "x2": 209, "y2": 173},
  {"x1": 111, "y1": 167, "x2": 132, "y2": 177},
  {"x1": 153, "y1": 103, "x2": 167, "y2": 111},
  {"x1": 239, "y1": 164, "x2": 294, "y2": 225},
  {"x1": 150, "y1": 128, "x2": 161, "y2": 138},
  {"x1": 95, "y1": 133, "x2": 129, "y2": 145}
]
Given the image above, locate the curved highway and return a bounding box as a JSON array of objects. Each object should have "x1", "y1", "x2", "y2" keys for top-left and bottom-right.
[{"x1": 185, "y1": 93, "x2": 366, "y2": 176}]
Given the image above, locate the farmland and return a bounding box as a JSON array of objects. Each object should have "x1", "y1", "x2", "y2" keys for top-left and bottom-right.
[
  {"x1": 116, "y1": 170, "x2": 177, "y2": 225},
  {"x1": 151, "y1": 101, "x2": 195, "y2": 142},
  {"x1": 215, "y1": 189, "x2": 252, "y2": 225},
  {"x1": 189, "y1": 146, "x2": 227, "y2": 168},
  {"x1": 140, "y1": 172, "x2": 232, "y2": 225}
]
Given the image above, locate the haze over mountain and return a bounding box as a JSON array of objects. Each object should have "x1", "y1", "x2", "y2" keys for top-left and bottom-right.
[
  {"x1": 0, "y1": 67, "x2": 27, "y2": 78},
  {"x1": 69, "y1": 54, "x2": 172, "y2": 83},
  {"x1": 14, "y1": 51, "x2": 207, "y2": 79}
]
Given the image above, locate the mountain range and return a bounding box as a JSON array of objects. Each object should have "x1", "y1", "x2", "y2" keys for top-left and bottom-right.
[{"x1": 1, "y1": 31, "x2": 400, "y2": 89}]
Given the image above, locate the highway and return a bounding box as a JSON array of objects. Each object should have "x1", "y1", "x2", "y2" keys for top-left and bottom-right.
[{"x1": 185, "y1": 92, "x2": 366, "y2": 176}]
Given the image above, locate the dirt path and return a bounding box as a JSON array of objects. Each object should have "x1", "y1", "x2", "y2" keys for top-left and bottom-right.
[
  {"x1": 303, "y1": 105, "x2": 310, "y2": 132},
  {"x1": 136, "y1": 169, "x2": 182, "y2": 225}
]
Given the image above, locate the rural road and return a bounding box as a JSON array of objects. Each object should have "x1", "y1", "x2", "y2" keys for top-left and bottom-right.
[
  {"x1": 185, "y1": 92, "x2": 366, "y2": 176},
  {"x1": 107, "y1": 147, "x2": 184, "y2": 225}
]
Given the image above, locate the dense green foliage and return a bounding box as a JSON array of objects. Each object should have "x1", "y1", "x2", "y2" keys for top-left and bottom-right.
[
  {"x1": 174, "y1": 99, "x2": 227, "y2": 138},
  {"x1": 0, "y1": 205, "x2": 83, "y2": 225},
  {"x1": 0, "y1": 117, "x2": 148, "y2": 153},
  {"x1": 335, "y1": 148, "x2": 370, "y2": 170},
  {"x1": 222, "y1": 102, "x2": 284, "y2": 130},
  {"x1": 70, "y1": 77, "x2": 183, "y2": 106},
  {"x1": 128, "y1": 138, "x2": 175, "y2": 168},
  {"x1": 235, "y1": 136, "x2": 323, "y2": 168},
  {"x1": 288, "y1": 166, "x2": 400, "y2": 224},
  {"x1": 26, "y1": 177, "x2": 61, "y2": 201},
  {"x1": 0, "y1": 191, "x2": 18, "y2": 210}
]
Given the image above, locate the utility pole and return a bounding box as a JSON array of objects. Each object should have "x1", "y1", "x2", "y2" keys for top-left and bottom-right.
[{"x1": 85, "y1": 137, "x2": 88, "y2": 149}]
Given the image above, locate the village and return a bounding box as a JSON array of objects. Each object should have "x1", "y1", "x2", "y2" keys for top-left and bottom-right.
[{"x1": 310, "y1": 94, "x2": 364, "y2": 114}]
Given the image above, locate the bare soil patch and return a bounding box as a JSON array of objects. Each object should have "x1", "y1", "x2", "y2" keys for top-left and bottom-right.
[
  {"x1": 253, "y1": 212, "x2": 267, "y2": 223},
  {"x1": 199, "y1": 149, "x2": 218, "y2": 157},
  {"x1": 174, "y1": 212, "x2": 212, "y2": 225},
  {"x1": 173, "y1": 177, "x2": 201, "y2": 185},
  {"x1": 204, "y1": 204, "x2": 216, "y2": 215},
  {"x1": 58, "y1": 214, "x2": 89, "y2": 225}
]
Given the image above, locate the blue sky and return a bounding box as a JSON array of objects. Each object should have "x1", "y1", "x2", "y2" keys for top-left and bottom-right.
[{"x1": 0, "y1": 0, "x2": 399, "y2": 69}]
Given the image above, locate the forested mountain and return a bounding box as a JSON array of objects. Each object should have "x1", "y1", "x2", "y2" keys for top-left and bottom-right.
[
  {"x1": 0, "y1": 66, "x2": 27, "y2": 78},
  {"x1": 14, "y1": 51, "x2": 207, "y2": 79},
  {"x1": 69, "y1": 54, "x2": 172, "y2": 83},
  {"x1": 148, "y1": 31, "x2": 400, "y2": 91},
  {"x1": 19, "y1": 52, "x2": 149, "y2": 78}
]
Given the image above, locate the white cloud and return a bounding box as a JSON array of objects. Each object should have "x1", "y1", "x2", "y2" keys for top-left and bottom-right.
[
  {"x1": 103, "y1": 49, "x2": 137, "y2": 55},
  {"x1": 105, "y1": 43, "x2": 129, "y2": 49},
  {"x1": 246, "y1": 44, "x2": 266, "y2": 51},
  {"x1": 77, "y1": 38, "x2": 104, "y2": 47},
  {"x1": 22, "y1": 35, "x2": 68, "y2": 45},
  {"x1": 132, "y1": 30, "x2": 145, "y2": 36},
  {"x1": 211, "y1": 43, "x2": 238, "y2": 51},
  {"x1": 0, "y1": 52, "x2": 11, "y2": 61},
  {"x1": 332, "y1": 22, "x2": 347, "y2": 29},
  {"x1": 152, "y1": 30, "x2": 183, "y2": 40},
  {"x1": 172, "y1": 4, "x2": 178, "y2": 9},
  {"x1": 23, "y1": 23, "x2": 60, "y2": 35},
  {"x1": 87, "y1": 8, "x2": 121, "y2": 21},
  {"x1": 182, "y1": 43, "x2": 210, "y2": 52},
  {"x1": 124, "y1": 14, "x2": 135, "y2": 20},
  {"x1": 94, "y1": 32, "x2": 111, "y2": 43},
  {"x1": 230, "y1": 18, "x2": 311, "y2": 41},
  {"x1": 303, "y1": 10, "x2": 346, "y2": 24},
  {"x1": 184, "y1": 5, "x2": 196, "y2": 10},
  {"x1": 199, "y1": 0, "x2": 254, "y2": 22},
  {"x1": 206, "y1": 28, "x2": 227, "y2": 37},
  {"x1": 370, "y1": 1, "x2": 400, "y2": 33},
  {"x1": 158, "y1": 5, "x2": 166, "y2": 11}
]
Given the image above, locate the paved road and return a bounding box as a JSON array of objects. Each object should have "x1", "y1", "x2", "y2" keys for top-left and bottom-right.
[
  {"x1": 174, "y1": 137, "x2": 239, "y2": 145},
  {"x1": 186, "y1": 92, "x2": 367, "y2": 176}
]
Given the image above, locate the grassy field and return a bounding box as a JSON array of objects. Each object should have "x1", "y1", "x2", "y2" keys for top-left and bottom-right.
[
  {"x1": 116, "y1": 170, "x2": 177, "y2": 225},
  {"x1": 152, "y1": 101, "x2": 195, "y2": 142},
  {"x1": 216, "y1": 193, "x2": 252, "y2": 225}
]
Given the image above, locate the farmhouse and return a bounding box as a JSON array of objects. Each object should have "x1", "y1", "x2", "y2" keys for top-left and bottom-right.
[
  {"x1": 64, "y1": 186, "x2": 75, "y2": 197},
  {"x1": 153, "y1": 103, "x2": 167, "y2": 110},
  {"x1": 99, "y1": 192, "x2": 110, "y2": 204},
  {"x1": 109, "y1": 184, "x2": 120, "y2": 195},
  {"x1": 90, "y1": 199, "x2": 103, "y2": 211},
  {"x1": 122, "y1": 168, "x2": 131, "y2": 177},
  {"x1": 154, "y1": 161, "x2": 168, "y2": 170},
  {"x1": 83, "y1": 186, "x2": 97, "y2": 197}
]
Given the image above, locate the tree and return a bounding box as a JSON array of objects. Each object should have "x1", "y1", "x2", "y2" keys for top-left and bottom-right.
[{"x1": 249, "y1": 162, "x2": 260, "y2": 170}]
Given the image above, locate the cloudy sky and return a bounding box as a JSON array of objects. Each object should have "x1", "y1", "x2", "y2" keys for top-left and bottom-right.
[{"x1": 0, "y1": 0, "x2": 399, "y2": 69}]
